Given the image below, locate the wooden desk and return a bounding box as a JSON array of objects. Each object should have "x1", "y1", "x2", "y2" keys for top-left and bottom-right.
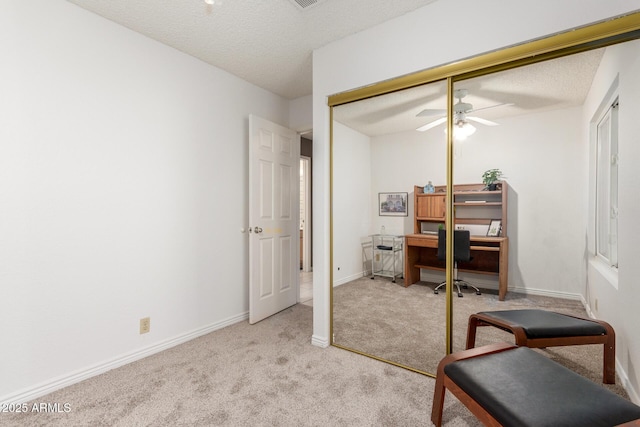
[{"x1": 404, "y1": 233, "x2": 509, "y2": 301}]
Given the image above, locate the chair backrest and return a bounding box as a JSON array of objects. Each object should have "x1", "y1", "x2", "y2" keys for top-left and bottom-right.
[{"x1": 437, "y1": 229, "x2": 472, "y2": 262}]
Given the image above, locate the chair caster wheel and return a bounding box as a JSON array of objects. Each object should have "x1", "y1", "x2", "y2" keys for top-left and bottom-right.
[
  {"x1": 476, "y1": 291, "x2": 482, "y2": 295},
  {"x1": 458, "y1": 293, "x2": 463, "y2": 297},
  {"x1": 371, "y1": 277, "x2": 374, "y2": 279},
  {"x1": 434, "y1": 290, "x2": 439, "y2": 294}
]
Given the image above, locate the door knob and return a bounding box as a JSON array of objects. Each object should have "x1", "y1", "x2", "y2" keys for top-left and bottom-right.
[{"x1": 254, "y1": 226, "x2": 263, "y2": 233}]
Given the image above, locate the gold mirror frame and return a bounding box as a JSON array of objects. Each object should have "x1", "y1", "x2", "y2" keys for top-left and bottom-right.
[{"x1": 328, "y1": 11, "x2": 640, "y2": 376}]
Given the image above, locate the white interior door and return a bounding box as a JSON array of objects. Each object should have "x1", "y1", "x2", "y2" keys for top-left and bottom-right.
[{"x1": 249, "y1": 115, "x2": 300, "y2": 324}]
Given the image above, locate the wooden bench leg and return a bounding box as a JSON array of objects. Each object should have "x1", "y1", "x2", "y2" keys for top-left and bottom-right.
[
  {"x1": 602, "y1": 320, "x2": 616, "y2": 384},
  {"x1": 432, "y1": 343, "x2": 517, "y2": 426},
  {"x1": 431, "y1": 366, "x2": 446, "y2": 427},
  {"x1": 466, "y1": 316, "x2": 501, "y2": 349},
  {"x1": 466, "y1": 315, "x2": 480, "y2": 349}
]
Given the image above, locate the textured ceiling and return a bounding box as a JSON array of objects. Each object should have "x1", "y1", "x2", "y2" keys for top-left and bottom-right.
[
  {"x1": 334, "y1": 48, "x2": 605, "y2": 136},
  {"x1": 67, "y1": 0, "x2": 437, "y2": 99}
]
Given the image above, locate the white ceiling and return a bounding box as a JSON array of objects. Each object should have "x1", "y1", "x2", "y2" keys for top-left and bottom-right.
[
  {"x1": 67, "y1": 0, "x2": 437, "y2": 100},
  {"x1": 333, "y1": 48, "x2": 605, "y2": 136},
  {"x1": 65, "y1": 0, "x2": 607, "y2": 134}
]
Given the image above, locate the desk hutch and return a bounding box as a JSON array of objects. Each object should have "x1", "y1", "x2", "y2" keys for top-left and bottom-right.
[{"x1": 404, "y1": 182, "x2": 509, "y2": 300}]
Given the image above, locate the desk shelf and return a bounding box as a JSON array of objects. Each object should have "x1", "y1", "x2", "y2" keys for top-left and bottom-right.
[
  {"x1": 414, "y1": 182, "x2": 508, "y2": 236},
  {"x1": 404, "y1": 233, "x2": 509, "y2": 300},
  {"x1": 454, "y1": 202, "x2": 502, "y2": 206},
  {"x1": 413, "y1": 263, "x2": 499, "y2": 276}
]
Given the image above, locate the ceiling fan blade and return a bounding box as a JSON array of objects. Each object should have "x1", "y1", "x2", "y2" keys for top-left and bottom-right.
[
  {"x1": 467, "y1": 116, "x2": 499, "y2": 126},
  {"x1": 469, "y1": 102, "x2": 514, "y2": 113},
  {"x1": 416, "y1": 117, "x2": 447, "y2": 132},
  {"x1": 416, "y1": 108, "x2": 446, "y2": 117}
]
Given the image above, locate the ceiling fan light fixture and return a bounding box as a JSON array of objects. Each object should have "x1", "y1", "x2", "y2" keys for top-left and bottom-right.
[
  {"x1": 444, "y1": 121, "x2": 476, "y2": 140},
  {"x1": 457, "y1": 122, "x2": 476, "y2": 140},
  {"x1": 418, "y1": 89, "x2": 502, "y2": 135}
]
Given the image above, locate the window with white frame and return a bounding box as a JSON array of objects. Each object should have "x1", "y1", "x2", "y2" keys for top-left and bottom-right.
[{"x1": 595, "y1": 97, "x2": 618, "y2": 268}]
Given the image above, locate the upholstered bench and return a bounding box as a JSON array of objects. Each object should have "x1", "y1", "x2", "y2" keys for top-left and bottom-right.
[
  {"x1": 466, "y1": 309, "x2": 616, "y2": 383},
  {"x1": 431, "y1": 343, "x2": 640, "y2": 427}
]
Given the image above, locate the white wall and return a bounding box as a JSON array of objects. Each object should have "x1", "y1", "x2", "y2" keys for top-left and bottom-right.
[
  {"x1": 456, "y1": 107, "x2": 586, "y2": 296},
  {"x1": 332, "y1": 122, "x2": 372, "y2": 285},
  {"x1": 289, "y1": 94, "x2": 313, "y2": 134},
  {"x1": 312, "y1": 0, "x2": 640, "y2": 349},
  {"x1": 371, "y1": 130, "x2": 446, "y2": 238},
  {"x1": 0, "y1": 0, "x2": 289, "y2": 402},
  {"x1": 583, "y1": 39, "x2": 640, "y2": 402}
]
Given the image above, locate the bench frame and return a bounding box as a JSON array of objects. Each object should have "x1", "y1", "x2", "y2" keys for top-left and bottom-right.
[
  {"x1": 432, "y1": 342, "x2": 514, "y2": 427},
  {"x1": 431, "y1": 342, "x2": 639, "y2": 427},
  {"x1": 466, "y1": 311, "x2": 616, "y2": 384}
]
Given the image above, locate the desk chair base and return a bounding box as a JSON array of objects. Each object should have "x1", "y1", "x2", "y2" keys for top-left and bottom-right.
[
  {"x1": 434, "y1": 280, "x2": 481, "y2": 297},
  {"x1": 433, "y1": 262, "x2": 481, "y2": 297}
]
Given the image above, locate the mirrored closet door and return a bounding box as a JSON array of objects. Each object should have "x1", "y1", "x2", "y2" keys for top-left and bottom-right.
[
  {"x1": 329, "y1": 14, "x2": 640, "y2": 376},
  {"x1": 331, "y1": 80, "x2": 449, "y2": 374}
]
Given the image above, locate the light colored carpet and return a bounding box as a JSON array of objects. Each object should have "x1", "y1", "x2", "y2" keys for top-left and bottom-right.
[
  {"x1": 1, "y1": 304, "x2": 480, "y2": 427},
  {"x1": 2, "y1": 280, "x2": 630, "y2": 426},
  {"x1": 333, "y1": 277, "x2": 629, "y2": 398}
]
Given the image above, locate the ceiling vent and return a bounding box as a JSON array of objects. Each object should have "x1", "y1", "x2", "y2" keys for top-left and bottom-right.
[{"x1": 288, "y1": 0, "x2": 327, "y2": 10}]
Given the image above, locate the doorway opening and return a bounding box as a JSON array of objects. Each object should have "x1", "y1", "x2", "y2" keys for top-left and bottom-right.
[{"x1": 300, "y1": 134, "x2": 313, "y2": 304}]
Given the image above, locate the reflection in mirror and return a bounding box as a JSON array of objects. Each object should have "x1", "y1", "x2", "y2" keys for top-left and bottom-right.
[
  {"x1": 449, "y1": 40, "x2": 637, "y2": 372},
  {"x1": 332, "y1": 80, "x2": 448, "y2": 375},
  {"x1": 332, "y1": 35, "x2": 640, "y2": 382}
]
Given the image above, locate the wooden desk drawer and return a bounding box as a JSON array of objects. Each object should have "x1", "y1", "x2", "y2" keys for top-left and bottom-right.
[{"x1": 406, "y1": 236, "x2": 438, "y2": 248}]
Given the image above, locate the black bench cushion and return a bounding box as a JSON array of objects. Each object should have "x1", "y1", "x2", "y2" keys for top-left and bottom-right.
[
  {"x1": 444, "y1": 347, "x2": 640, "y2": 427},
  {"x1": 477, "y1": 309, "x2": 607, "y2": 338}
]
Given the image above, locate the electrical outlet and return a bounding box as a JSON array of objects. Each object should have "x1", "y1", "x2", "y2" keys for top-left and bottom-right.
[{"x1": 139, "y1": 317, "x2": 150, "y2": 334}]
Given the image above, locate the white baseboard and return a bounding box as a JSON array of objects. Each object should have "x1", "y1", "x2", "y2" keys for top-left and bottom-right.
[
  {"x1": 1, "y1": 311, "x2": 249, "y2": 406},
  {"x1": 418, "y1": 271, "x2": 587, "y2": 301},
  {"x1": 333, "y1": 271, "x2": 370, "y2": 287},
  {"x1": 581, "y1": 298, "x2": 640, "y2": 404},
  {"x1": 616, "y1": 359, "x2": 640, "y2": 405},
  {"x1": 508, "y1": 285, "x2": 583, "y2": 301},
  {"x1": 311, "y1": 334, "x2": 330, "y2": 348}
]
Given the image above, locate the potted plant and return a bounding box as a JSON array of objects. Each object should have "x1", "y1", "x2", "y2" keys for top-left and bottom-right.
[{"x1": 482, "y1": 168, "x2": 504, "y2": 190}]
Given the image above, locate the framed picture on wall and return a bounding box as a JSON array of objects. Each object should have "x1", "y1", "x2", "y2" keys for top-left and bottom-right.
[
  {"x1": 487, "y1": 219, "x2": 502, "y2": 237},
  {"x1": 379, "y1": 192, "x2": 408, "y2": 216}
]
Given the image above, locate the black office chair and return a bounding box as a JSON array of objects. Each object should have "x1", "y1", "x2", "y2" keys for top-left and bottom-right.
[{"x1": 433, "y1": 229, "x2": 481, "y2": 297}]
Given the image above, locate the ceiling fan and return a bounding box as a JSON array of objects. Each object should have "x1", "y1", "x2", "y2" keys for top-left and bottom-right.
[{"x1": 416, "y1": 89, "x2": 510, "y2": 137}]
